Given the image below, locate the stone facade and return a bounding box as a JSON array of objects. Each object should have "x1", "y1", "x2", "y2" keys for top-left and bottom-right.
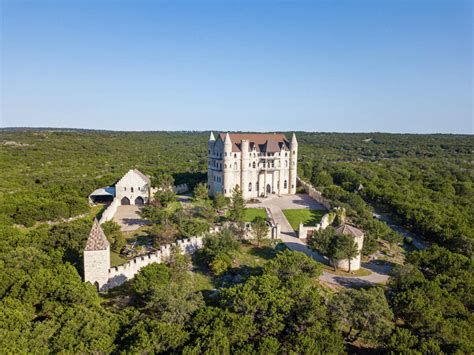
[
  {"x1": 83, "y1": 219, "x2": 111, "y2": 290},
  {"x1": 208, "y1": 132, "x2": 298, "y2": 200},
  {"x1": 115, "y1": 169, "x2": 150, "y2": 206}
]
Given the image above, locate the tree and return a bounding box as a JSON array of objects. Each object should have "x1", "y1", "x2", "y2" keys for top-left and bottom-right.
[
  {"x1": 329, "y1": 287, "x2": 394, "y2": 344},
  {"x1": 193, "y1": 183, "x2": 209, "y2": 201},
  {"x1": 308, "y1": 226, "x2": 335, "y2": 255},
  {"x1": 252, "y1": 216, "x2": 268, "y2": 247},
  {"x1": 229, "y1": 186, "x2": 245, "y2": 223},
  {"x1": 327, "y1": 233, "x2": 358, "y2": 272},
  {"x1": 101, "y1": 221, "x2": 126, "y2": 252},
  {"x1": 213, "y1": 193, "x2": 229, "y2": 213},
  {"x1": 152, "y1": 173, "x2": 176, "y2": 207}
]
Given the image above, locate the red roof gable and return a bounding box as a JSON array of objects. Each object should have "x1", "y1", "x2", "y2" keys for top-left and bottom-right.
[{"x1": 217, "y1": 133, "x2": 289, "y2": 152}]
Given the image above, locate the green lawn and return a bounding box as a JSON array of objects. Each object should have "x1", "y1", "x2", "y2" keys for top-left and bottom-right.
[
  {"x1": 282, "y1": 209, "x2": 327, "y2": 231},
  {"x1": 110, "y1": 251, "x2": 128, "y2": 267},
  {"x1": 243, "y1": 208, "x2": 267, "y2": 222}
]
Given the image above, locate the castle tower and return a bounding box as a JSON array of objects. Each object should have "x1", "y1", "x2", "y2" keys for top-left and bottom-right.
[
  {"x1": 240, "y1": 139, "x2": 250, "y2": 199},
  {"x1": 289, "y1": 132, "x2": 298, "y2": 194},
  {"x1": 83, "y1": 219, "x2": 110, "y2": 291},
  {"x1": 207, "y1": 132, "x2": 216, "y2": 196},
  {"x1": 223, "y1": 132, "x2": 233, "y2": 196}
]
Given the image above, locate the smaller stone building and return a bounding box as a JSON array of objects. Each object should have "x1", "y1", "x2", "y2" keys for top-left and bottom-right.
[
  {"x1": 83, "y1": 219, "x2": 110, "y2": 291},
  {"x1": 115, "y1": 169, "x2": 150, "y2": 205},
  {"x1": 332, "y1": 224, "x2": 364, "y2": 271}
]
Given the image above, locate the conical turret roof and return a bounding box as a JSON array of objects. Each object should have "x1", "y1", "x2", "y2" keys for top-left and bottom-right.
[
  {"x1": 209, "y1": 132, "x2": 215, "y2": 141},
  {"x1": 85, "y1": 219, "x2": 110, "y2": 251}
]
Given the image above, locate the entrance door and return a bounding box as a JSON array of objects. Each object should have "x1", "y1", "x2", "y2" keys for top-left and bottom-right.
[
  {"x1": 135, "y1": 196, "x2": 144, "y2": 205},
  {"x1": 121, "y1": 197, "x2": 130, "y2": 205},
  {"x1": 266, "y1": 184, "x2": 271, "y2": 194}
]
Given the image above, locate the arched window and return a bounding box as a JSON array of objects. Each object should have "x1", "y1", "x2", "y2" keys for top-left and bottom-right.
[
  {"x1": 131, "y1": 187, "x2": 134, "y2": 193},
  {"x1": 285, "y1": 152, "x2": 288, "y2": 157},
  {"x1": 248, "y1": 182, "x2": 252, "y2": 191},
  {"x1": 284, "y1": 180, "x2": 287, "y2": 189},
  {"x1": 252, "y1": 162, "x2": 256, "y2": 168},
  {"x1": 234, "y1": 162, "x2": 237, "y2": 170}
]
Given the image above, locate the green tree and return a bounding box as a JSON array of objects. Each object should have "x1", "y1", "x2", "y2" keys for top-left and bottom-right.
[
  {"x1": 152, "y1": 173, "x2": 176, "y2": 207},
  {"x1": 229, "y1": 186, "x2": 245, "y2": 223},
  {"x1": 329, "y1": 287, "x2": 394, "y2": 344},
  {"x1": 101, "y1": 220, "x2": 126, "y2": 252},
  {"x1": 193, "y1": 182, "x2": 209, "y2": 201},
  {"x1": 213, "y1": 192, "x2": 229, "y2": 213},
  {"x1": 252, "y1": 216, "x2": 269, "y2": 247}
]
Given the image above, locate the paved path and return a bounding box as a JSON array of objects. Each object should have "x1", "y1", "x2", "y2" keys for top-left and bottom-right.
[
  {"x1": 113, "y1": 205, "x2": 149, "y2": 232},
  {"x1": 249, "y1": 194, "x2": 390, "y2": 288}
]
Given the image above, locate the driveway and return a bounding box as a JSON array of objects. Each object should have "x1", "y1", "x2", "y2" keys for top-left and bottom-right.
[
  {"x1": 249, "y1": 194, "x2": 390, "y2": 287},
  {"x1": 113, "y1": 205, "x2": 150, "y2": 232}
]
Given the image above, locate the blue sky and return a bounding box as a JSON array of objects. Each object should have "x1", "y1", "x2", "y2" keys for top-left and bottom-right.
[{"x1": 1, "y1": 0, "x2": 472, "y2": 133}]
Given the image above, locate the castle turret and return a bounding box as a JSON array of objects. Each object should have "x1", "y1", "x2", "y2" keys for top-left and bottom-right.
[
  {"x1": 207, "y1": 132, "x2": 216, "y2": 195},
  {"x1": 241, "y1": 139, "x2": 250, "y2": 199},
  {"x1": 289, "y1": 133, "x2": 298, "y2": 194},
  {"x1": 83, "y1": 219, "x2": 110, "y2": 291},
  {"x1": 223, "y1": 133, "x2": 233, "y2": 196}
]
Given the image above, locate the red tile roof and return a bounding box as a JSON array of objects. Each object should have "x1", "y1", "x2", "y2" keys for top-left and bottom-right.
[
  {"x1": 218, "y1": 133, "x2": 289, "y2": 152},
  {"x1": 85, "y1": 219, "x2": 110, "y2": 251},
  {"x1": 335, "y1": 224, "x2": 364, "y2": 238}
]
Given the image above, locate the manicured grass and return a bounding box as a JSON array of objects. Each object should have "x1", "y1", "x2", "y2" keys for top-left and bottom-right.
[
  {"x1": 243, "y1": 208, "x2": 267, "y2": 222},
  {"x1": 282, "y1": 209, "x2": 327, "y2": 231},
  {"x1": 110, "y1": 251, "x2": 128, "y2": 267}
]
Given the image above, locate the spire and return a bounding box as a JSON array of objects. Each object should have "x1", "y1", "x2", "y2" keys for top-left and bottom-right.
[
  {"x1": 291, "y1": 132, "x2": 297, "y2": 144},
  {"x1": 209, "y1": 131, "x2": 215, "y2": 141},
  {"x1": 85, "y1": 219, "x2": 110, "y2": 251},
  {"x1": 224, "y1": 132, "x2": 231, "y2": 143}
]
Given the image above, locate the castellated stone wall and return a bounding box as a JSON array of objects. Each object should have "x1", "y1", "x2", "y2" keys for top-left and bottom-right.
[
  {"x1": 99, "y1": 198, "x2": 120, "y2": 224},
  {"x1": 97, "y1": 236, "x2": 204, "y2": 291},
  {"x1": 298, "y1": 212, "x2": 334, "y2": 239},
  {"x1": 297, "y1": 177, "x2": 332, "y2": 210}
]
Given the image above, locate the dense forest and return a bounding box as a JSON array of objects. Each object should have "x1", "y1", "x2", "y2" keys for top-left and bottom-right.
[{"x1": 1, "y1": 129, "x2": 473, "y2": 353}]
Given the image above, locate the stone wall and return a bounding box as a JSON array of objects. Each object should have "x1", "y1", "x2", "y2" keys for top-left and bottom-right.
[
  {"x1": 298, "y1": 212, "x2": 334, "y2": 239},
  {"x1": 99, "y1": 198, "x2": 120, "y2": 224},
  {"x1": 297, "y1": 177, "x2": 332, "y2": 210},
  {"x1": 103, "y1": 236, "x2": 204, "y2": 290},
  {"x1": 174, "y1": 184, "x2": 189, "y2": 194}
]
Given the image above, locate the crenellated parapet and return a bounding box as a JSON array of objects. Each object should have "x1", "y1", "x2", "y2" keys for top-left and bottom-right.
[{"x1": 84, "y1": 233, "x2": 205, "y2": 292}]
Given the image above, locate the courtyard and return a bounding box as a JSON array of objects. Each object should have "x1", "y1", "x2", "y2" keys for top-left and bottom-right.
[{"x1": 113, "y1": 205, "x2": 150, "y2": 232}]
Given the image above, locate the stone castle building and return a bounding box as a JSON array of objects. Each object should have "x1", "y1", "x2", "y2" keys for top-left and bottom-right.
[
  {"x1": 207, "y1": 132, "x2": 298, "y2": 199},
  {"x1": 115, "y1": 169, "x2": 151, "y2": 205}
]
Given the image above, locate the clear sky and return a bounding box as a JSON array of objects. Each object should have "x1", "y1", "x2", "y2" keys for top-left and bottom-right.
[{"x1": 1, "y1": 0, "x2": 472, "y2": 133}]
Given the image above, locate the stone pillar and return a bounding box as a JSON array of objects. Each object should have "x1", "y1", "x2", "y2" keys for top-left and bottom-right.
[
  {"x1": 241, "y1": 139, "x2": 250, "y2": 200},
  {"x1": 289, "y1": 133, "x2": 298, "y2": 194}
]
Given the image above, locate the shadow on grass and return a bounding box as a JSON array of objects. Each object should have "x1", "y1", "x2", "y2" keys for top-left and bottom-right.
[{"x1": 247, "y1": 245, "x2": 278, "y2": 260}]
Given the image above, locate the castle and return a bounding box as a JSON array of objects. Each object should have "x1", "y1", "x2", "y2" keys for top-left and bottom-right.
[{"x1": 207, "y1": 132, "x2": 298, "y2": 199}]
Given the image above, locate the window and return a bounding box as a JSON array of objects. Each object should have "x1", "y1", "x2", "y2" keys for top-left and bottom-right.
[
  {"x1": 234, "y1": 154, "x2": 237, "y2": 158},
  {"x1": 225, "y1": 152, "x2": 227, "y2": 157},
  {"x1": 131, "y1": 187, "x2": 134, "y2": 193},
  {"x1": 234, "y1": 162, "x2": 237, "y2": 170},
  {"x1": 256, "y1": 182, "x2": 259, "y2": 191},
  {"x1": 271, "y1": 161, "x2": 274, "y2": 167},
  {"x1": 285, "y1": 152, "x2": 288, "y2": 157},
  {"x1": 293, "y1": 150, "x2": 296, "y2": 155},
  {"x1": 248, "y1": 182, "x2": 252, "y2": 191},
  {"x1": 284, "y1": 180, "x2": 287, "y2": 189},
  {"x1": 285, "y1": 160, "x2": 288, "y2": 167},
  {"x1": 208, "y1": 149, "x2": 210, "y2": 154},
  {"x1": 225, "y1": 164, "x2": 227, "y2": 168},
  {"x1": 249, "y1": 163, "x2": 251, "y2": 167},
  {"x1": 252, "y1": 162, "x2": 256, "y2": 168}
]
